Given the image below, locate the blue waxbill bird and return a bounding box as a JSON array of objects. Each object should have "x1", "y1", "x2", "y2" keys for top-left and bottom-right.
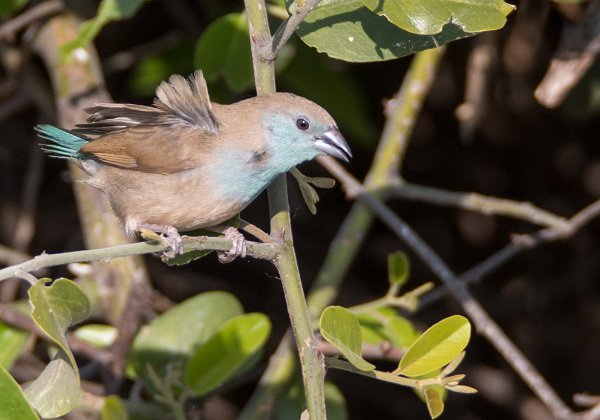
[{"x1": 36, "y1": 71, "x2": 352, "y2": 261}]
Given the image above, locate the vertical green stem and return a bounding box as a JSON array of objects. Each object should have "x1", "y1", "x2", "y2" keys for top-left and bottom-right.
[
  {"x1": 244, "y1": 0, "x2": 327, "y2": 418},
  {"x1": 241, "y1": 47, "x2": 445, "y2": 419}
]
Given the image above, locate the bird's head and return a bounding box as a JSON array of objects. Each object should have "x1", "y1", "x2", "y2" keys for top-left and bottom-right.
[{"x1": 259, "y1": 93, "x2": 352, "y2": 166}]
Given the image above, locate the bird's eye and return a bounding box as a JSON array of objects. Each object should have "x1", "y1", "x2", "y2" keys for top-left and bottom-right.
[{"x1": 296, "y1": 118, "x2": 310, "y2": 131}]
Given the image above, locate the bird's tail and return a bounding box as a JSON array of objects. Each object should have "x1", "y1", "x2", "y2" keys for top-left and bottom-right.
[{"x1": 36, "y1": 124, "x2": 89, "y2": 159}]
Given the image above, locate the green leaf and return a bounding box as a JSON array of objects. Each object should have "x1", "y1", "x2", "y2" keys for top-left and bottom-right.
[
  {"x1": 184, "y1": 313, "x2": 271, "y2": 396},
  {"x1": 0, "y1": 364, "x2": 39, "y2": 420},
  {"x1": 129, "y1": 291, "x2": 243, "y2": 381},
  {"x1": 0, "y1": 320, "x2": 29, "y2": 369},
  {"x1": 73, "y1": 324, "x2": 117, "y2": 348},
  {"x1": 102, "y1": 395, "x2": 128, "y2": 420},
  {"x1": 384, "y1": 315, "x2": 419, "y2": 349},
  {"x1": 163, "y1": 249, "x2": 213, "y2": 266},
  {"x1": 28, "y1": 279, "x2": 90, "y2": 357},
  {"x1": 24, "y1": 350, "x2": 81, "y2": 418},
  {"x1": 194, "y1": 13, "x2": 254, "y2": 93},
  {"x1": 24, "y1": 278, "x2": 90, "y2": 418},
  {"x1": 423, "y1": 387, "x2": 444, "y2": 419},
  {"x1": 289, "y1": 0, "x2": 475, "y2": 62},
  {"x1": 0, "y1": 0, "x2": 28, "y2": 18},
  {"x1": 62, "y1": 0, "x2": 148, "y2": 56},
  {"x1": 360, "y1": 0, "x2": 514, "y2": 35},
  {"x1": 388, "y1": 251, "x2": 410, "y2": 287},
  {"x1": 320, "y1": 306, "x2": 375, "y2": 371},
  {"x1": 398, "y1": 315, "x2": 470, "y2": 377}
]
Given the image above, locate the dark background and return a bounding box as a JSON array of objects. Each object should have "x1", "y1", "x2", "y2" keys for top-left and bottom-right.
[{"x1": 2, "y1": 0, "x2": 600, "y2": 418}]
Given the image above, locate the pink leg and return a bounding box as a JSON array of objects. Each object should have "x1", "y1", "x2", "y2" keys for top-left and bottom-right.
[
  {"x1": 208, "y1": 226, "x2": 247, "y2": 263},
  {"x1": 137, "y1": 223, "x2": 183, "y2": 258}
]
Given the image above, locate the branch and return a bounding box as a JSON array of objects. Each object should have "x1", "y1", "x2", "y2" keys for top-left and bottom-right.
[
  {"x1": 244, "y1": 0, "x2": 326, "y2": 418},
  {"x1": 0, "y1": 236, "x2": 279, "y2": 282},
  {"x1": 241, "y1": 48, "x2": 446, "y2": 419},
  {"x1": 325, "y1": 358, "x2": 449, "y2": 389},
  {"x1": 262, "y1": 0, "x2": 322, "y2": 61},
  {"x1": 383, "y1": 182, "x2": 568, "y2": 229},
  {"x1": 421, "y1": 198, "x2": 600, "y2": 307},
  {"x1": 321, "y1": 162, "x2": 577, "y2": 419}
]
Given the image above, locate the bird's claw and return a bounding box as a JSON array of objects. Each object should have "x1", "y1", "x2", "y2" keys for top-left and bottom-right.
[
  {"x1": 139, "y1": 224, "x2": 183, "y2": 258},
  {"x1": 218, "y1": 227, "x2": 247, "y2": 263}
]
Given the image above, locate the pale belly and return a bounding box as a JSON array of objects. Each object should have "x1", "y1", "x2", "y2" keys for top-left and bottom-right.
[{"x1": 87, "y1": 166, "x2": 250, "y2": 234}]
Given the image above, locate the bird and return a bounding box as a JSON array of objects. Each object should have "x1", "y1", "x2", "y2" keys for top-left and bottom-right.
[{"x1": 36, "y1": 70, "x2": 352, "y2": 261}]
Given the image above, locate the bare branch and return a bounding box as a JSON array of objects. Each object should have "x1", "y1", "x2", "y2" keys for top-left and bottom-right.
[
  {"x1": 0, "y1": 236, "x2": 279, "y2": 282},
  {"x1": 262, "y1": 0, "x2": 322, "y2": 60},
  {"x1": 384, "y1": 182, "x2": 568, "y2": 229}
]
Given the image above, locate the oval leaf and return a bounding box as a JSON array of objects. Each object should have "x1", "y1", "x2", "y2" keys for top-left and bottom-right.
[
  {"x1": 129, "y1": 291, "x2": 243, "y2": 380},
  {"x1": 290, "y1": 0, "x2": 473, "y2": 62},
  {"x1": 384, "y1": 314, "x2": 419, "y2": 349},
  {"x1": 29, "y1": 278, "x2": 90, "y2": 356},
  {"x1": 424, "y1": 387, "x2": 444, "y2": 419},
  {"x1": 320, "y1": 306, "x2": 375, "y2": 371},
  {"x1": 388, "y1": 251, "x2": 410, "y2": 287},
  {"x1": 398, "y1": 315, "x2": 470, "y2": 377},
  {"x1": 24, "y1": 351, "x2": 81, "y2": 418},
  {"x1": 24, "y1": 278, "x2": 90, "y2": 417},
  {"x1": 184, "y1": 313, "x2": 271, "y2": 396},
  {"x1": 0, "y1": 364, "x2": 39, "y2": 420},
  {"x1": 361, "y1": 0, "x2": 515, "y2": 35}
]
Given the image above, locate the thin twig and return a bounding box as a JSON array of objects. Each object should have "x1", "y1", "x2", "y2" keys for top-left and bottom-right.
[
  {"x1": 0, "y1": 236, "x2": 279, "y2": 282},
  {"x1": 321, "y1": 160, "x2": 577, "y2": 419},
  {"x1": 262, "y1": 0, "x2": 322, "y2": 60},
  {"x1": 383, "y1": 182, "x2": 568, "y2": 229}
]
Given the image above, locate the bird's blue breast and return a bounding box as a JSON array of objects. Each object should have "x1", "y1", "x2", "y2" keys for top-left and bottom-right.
[
  {"x1": 207, "y1": 148, "x2": 279, "y2": 204},
  {"x1": 209, "y1": 113, "x2": 320, "y2": 203}
]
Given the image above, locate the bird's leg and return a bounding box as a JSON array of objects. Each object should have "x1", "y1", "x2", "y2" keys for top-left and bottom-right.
[
  {"x1": 207, "y1": 225, "x2": 247, "y2": 263},
  {"x1": 137, "y1": 223, "x2": 183, "y2": 258}
]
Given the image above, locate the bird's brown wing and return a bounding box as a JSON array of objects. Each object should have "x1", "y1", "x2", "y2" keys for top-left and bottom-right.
[
  {"x1": 79, "y1": 124, "x2": 215, "y2": 174},
  {"x1": 75, "y1": 71, "x2": 219, "y2": 136},
  {"x1": 76, "y1": 71, "x2": 221, "y2": 174}
]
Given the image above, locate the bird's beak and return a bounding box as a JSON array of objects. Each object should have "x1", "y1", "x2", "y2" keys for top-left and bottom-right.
[{"x1": 315, "y1": 128, "x2": 352, "y2": 162}]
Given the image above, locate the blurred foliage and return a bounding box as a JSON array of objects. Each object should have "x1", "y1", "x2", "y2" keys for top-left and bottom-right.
[
  {"x1": 0, "y1": 0, "x2": 27, "y2": 18},
  {"x1": 11, "y1": 0, "x2": 600, "y2": 419}
]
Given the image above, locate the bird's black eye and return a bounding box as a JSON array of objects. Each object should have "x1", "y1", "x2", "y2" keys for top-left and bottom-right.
[{"x1": 296, "y1": 118, "x2": 310, "y2": 131}]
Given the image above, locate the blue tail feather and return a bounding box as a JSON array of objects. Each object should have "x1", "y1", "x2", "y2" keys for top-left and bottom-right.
[{"x1": 35, "y1": 124, "x2": 89, "y2": 159}]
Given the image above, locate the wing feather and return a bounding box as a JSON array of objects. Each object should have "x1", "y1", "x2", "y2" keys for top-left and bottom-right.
[{"x1": 75, "y1": 71, "x2": 219, "y2": 173}]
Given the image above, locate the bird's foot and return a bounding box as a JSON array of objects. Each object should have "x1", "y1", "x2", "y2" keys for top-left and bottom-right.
[
  {"x1": 138, "y1": 223, "x2": 183, "y2": 258},
  {"x1": 217, "y1": 227, "x2": 247, "y2": 264}
]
